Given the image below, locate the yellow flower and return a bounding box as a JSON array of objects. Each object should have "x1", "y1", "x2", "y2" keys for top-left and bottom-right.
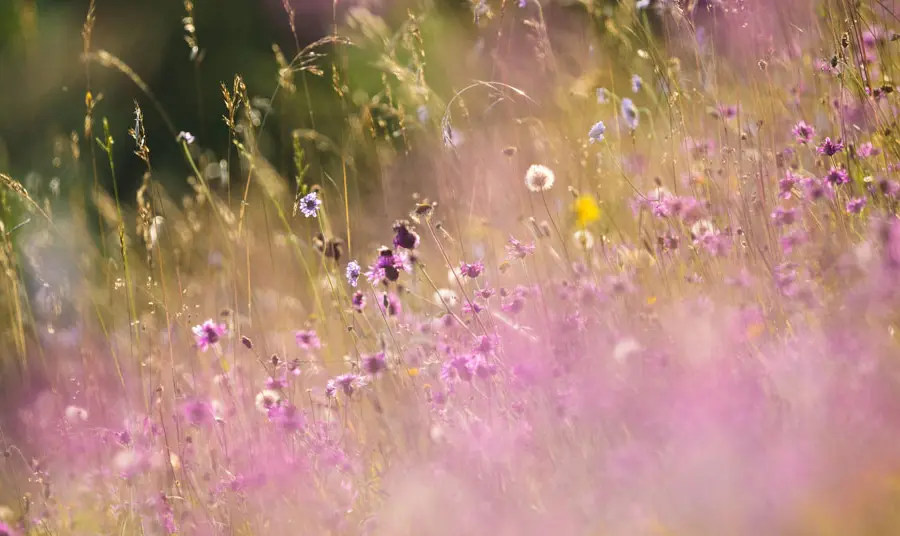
[{"x1": 573, "y1": 194, "x2": 601, "y2": 227}]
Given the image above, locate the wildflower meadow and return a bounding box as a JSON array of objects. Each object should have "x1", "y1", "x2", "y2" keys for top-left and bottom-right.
[{"x1": 3, "y1": 0, "x2": 900, "y2": 534}]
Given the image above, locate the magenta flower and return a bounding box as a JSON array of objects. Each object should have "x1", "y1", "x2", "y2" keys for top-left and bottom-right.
[
  {"x1": 267, "y1": 402, "x2": 305, "y2": 431},
  {"x1": 361, "y1": 352, "x2": 387, "y2": 375},
  {"x1": 192, "y1": 319, "x2": 226, "y2": 352},
  {"x1": 476, "y1": 286, "x2": 495, "y2": 300},
  {"x1": 351, "y1": 291, "x2": 367, "y2": 312},
  {"x1": 801, "y1": 177, "x2": 834, "y2": 201},
  {"x1": 462, "y1": 301, "x2": 484, "y2": 315},
  {"x1": 295, "y1": 329, "x2": 321, "y2": 350},
  {"x1": 180, "y1": 398, "x2": 212, "y2": 426},
  {"x1": 779, "y1": 171, "x2": 799, "y2": 199},
  {"x1": 878, "y1": 178, "x2": 900, "y2": 197},
  {"x1": 365, "y1": 247, "x2": 412, "y2": 284},
  {"x1": 379, "y1": 292, "x2": 402, "y2": 317},
  {"x1": 506, "y1": 236, "x2": 536, "y2": 260},
  {"x1": 459, "y1": 260, "x2": 484, "y2": 278},
  {"x1": 392, "y1": 220, "x2": 420, "y2": 250},
  {"x1": 816, "y1": 137, "x2": 844, "y2": 156},
  {"x1": 327, "y1": 373, "x2": 361, "y2": 398},
  {"x1": 442, "y1": 354, "x2": 474, "y2": 383},
  {"x1": 825, "y1": 166, "x2": 850, "y2": 186},
  {"x1": 845, "y1": 197, "x2": 867, "y2": 214},
  {"x1": 780, "y1": 229, "x2": 808, "y2": 255},
  {"x1": 0, "y1": 521, "x2": 19, "y2": 536},
  {"x1": 791, "y1": 121, "x2": 815, "y2": 144},
  {"x1": 771, "y1": 206, "x2": 798, "y2": 227},
  {"x1": 857, "y1": 142, "x2": 879, "y2": 158}
]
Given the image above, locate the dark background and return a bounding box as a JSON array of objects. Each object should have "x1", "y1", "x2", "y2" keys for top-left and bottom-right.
[{"x1": 0, "y1": 0, "x2": 649, "y2": 203}]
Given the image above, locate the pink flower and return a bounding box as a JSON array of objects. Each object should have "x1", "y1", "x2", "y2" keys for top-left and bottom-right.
[
  {"x1": 295, "y1": 330, "x2": 321, "y2": 350},
  {"x1": 192, "y1": 320, "x2": 227, "y2": 352}
]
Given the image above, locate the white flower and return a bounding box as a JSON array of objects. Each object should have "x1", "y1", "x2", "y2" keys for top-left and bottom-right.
[
  {"x1": 613, "y1": 338, "x2": 642, "y2": 363},
  {"x1": 573, "y1": 229, "x2": 595, "y2": 250},
  {"x1": 254, "y1": 389, "x2": 281, "y2": 413},
  {"x1": 433, "y1": 288, "x2": 459, "y2": 308},
  {"x1": 525, "y1": 164, "x2": 556, "y2": 192},
  {"x1": 64, "y1": 405, "x2": 88, "y2": 423},
  {"x1": 691, "y1": 219, "x2": 718, "y2": 238}
]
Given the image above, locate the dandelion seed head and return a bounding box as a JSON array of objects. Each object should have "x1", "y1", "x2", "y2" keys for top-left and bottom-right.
[{"x1": 525, "y1": 164, "x2": 556, "y2": 192}]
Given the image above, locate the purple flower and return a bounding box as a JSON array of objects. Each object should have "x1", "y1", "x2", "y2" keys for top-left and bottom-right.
[
  {"x1": 351, "y1": 291, "x2": 367, "y2": 312},
  {"x1": 365, "y1": 247, "x2": 412, "y2": 284},
  {"x1": 780, "y1": 229, "x2": 808, "y2": 255},
  {"x1": 462, "y1": 301, "x2": 484, "y2": 315},
  {"x1": 267, "y1": 402, "x2": 305, "y2": 431},
  {"x1": 825, "y1": 166, "x2": 850, "y2": 186},
  {"x1": 857, "y1": 142, "x2": 879, "y2": 158},
  {"x1": 473, "y1": 335, "x2": 497, "y2": 355},
  {"x1": 878, "y1": 178, "x2": 900, "y2": 197},
  {"x1": 471, "y1": 357, "x2": 497, "y2": 379},
  {"x1": 621, "y1": 98, "x2": 639, "y2": 130},
  {"x1": 631, "y1": 74, "x2": 643, "y2": 93},
  {"x1": 295, "y1": 329, "x2": 321, "y2": 350},
  {"x1": 791, "y1": 121, "x2": 815, "y2": 144},
  {"x1": 596, "y1": 87, "x2": 609, "y2": 104},
  {"x1": 774, "y1": 262, "x2": 801, "y2": 296},
  {"x1": 192, "y1": 320, "x2": 226, "y2": 352},
  {"x1": 476, "y1": 286, "x2": 495, "y2": 299},
  {"x1": 442, "y1": 354, "x2": 474, "y2": 383},
  {"x1": 328, "y1": 373, "x2": 361, "y2": 397},
  {"x1": 0, "y1": 521, "x2": 19, "y2": 536},
  {"x1": 345, "y1": 261, "x2": 361, "y2": 287},
  {"x1": 298, "y1": 191, "x2": 321, "y2": 218},
  {"x1": 845, "y1": 197, "x2": 867, "y2": 214},
  {"x1": 506, "y1": 236, "x2": 535, "y2": 260},
  {"x1": 816, "y1": 137, "x2": 844, "y2": 156},
  {"x1": 361, "y1": 352, "x2": 387, "y2": 375},
  {"x1": 459, "y1": 260, "x2": 484, "y2": 278},
  {"x1": 588, "y1": 120, "x2": 606, "y2": 143},
  {"x1": 181, "y1": 398, "x2": 212, "y2": 426},
  {"x1": 719, "y1": 104, "x2": 738, "y2": 120},
  {"x1": 660, "y1": 195, "x2": 704, "y2": 224},
  {"x1": 392, "y1": 220, "x2": 420, "y2": 250},
  {"x1": 501, "y1": 285, "x2": 530, "y2": 314},
  {"x1": 874, "y1": 217, "x2": 900, "y2": 268},
  {"x1": 771, "y1": 206, "x2": 798, "y2": 226},
  {"x1": 779, "y1": 170, "x2": 799, "y2": 199},
  {"x1": 801, "y1": 177, "x2": 834, "y2": 201},
  {"x1": 379, "y1": 292, "x2": 402, "y2": 317},
  {"x1": 266, "y1": 375, "x2": 287, "y2": 389},
  {"x1": 157, "y1": 493, "x2": 176, "y2": 535}
]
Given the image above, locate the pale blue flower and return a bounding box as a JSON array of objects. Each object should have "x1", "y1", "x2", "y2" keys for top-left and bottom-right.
[
  {"x1": 621, "y1": 98, "x2": 639, "y2": 130},
  {"x1": 588, "y1": 121, "x2": 606, "y2": 143}
]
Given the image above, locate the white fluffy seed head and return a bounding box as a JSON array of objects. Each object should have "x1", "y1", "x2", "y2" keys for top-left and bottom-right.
[
  {"x1": 525, "y1": 164, "x2": 556, "y2": 193},
  {"x1": 573, "y1": 229, "x2": 595, "y2": 251},
  {"x1": 254, "y1": 389, "x2": 281, "y2": 413},
  {"x1": 433, "y1": 288, "x2": 459, "y2": 308},
  {"x1": 64, "y1": 405, "x2": 88, "y2": 423}
]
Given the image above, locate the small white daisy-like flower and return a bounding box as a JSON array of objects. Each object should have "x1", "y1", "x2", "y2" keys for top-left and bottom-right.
[{"x1": 525, "y1": 164, "x2": 556, "y2": 192}]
